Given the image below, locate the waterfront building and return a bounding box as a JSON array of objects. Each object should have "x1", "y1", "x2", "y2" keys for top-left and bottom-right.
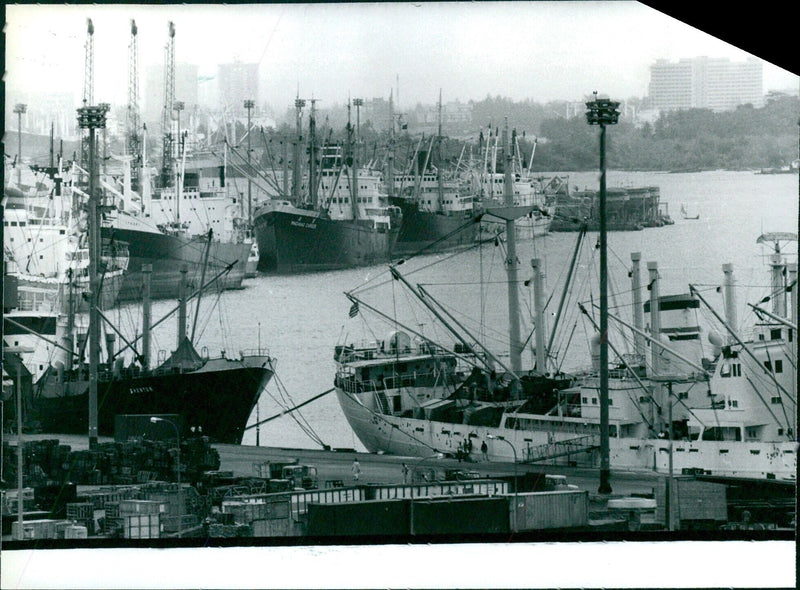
[{"x1": 648, "y1": 57, "x2": 764, "y2": 112}]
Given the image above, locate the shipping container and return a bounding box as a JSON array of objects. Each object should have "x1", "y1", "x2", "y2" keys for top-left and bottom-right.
[
  {"x1": 412, "y1": 496, "x2": 509, "y2": 535},
  {"x1": 506, "y1": 490, "x2": 589, "y2": 531},
  {"x1": 123, "y1": 513, "x2": 161, "y2": 539},
  {"x1": 64, "y1": 524, "x2": 88, "y2": 539},
  {"x1": 366, "y1": 479, "x2": 508, "y2": 501},
  {"x1": 221, "y1": 498, "x2": 291, "y2": 524},
  {"x1": 655, "y1": 477, "x2": 727, "y2": 529},
  {"x1": 12, "y1": 518, "x2": 59, "y2": 540},
  {"x1": 2, "y1": 508, "x2": 51, "y2": 535},
  {"x1": 251, "y1": 517, "x2": 297, "y2": 537},
  {"x1": 306, "y1": 499, "x2": 410, "y2": 537}
]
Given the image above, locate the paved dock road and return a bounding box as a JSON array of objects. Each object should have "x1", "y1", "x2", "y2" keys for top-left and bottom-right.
[{"x1": 215, "y1": 443, "x2": 659, "y2": 497}]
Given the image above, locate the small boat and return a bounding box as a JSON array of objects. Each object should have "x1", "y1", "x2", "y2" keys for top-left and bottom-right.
[{"x1": 680, "y1": 203, "x2": 700, "y2": 220}]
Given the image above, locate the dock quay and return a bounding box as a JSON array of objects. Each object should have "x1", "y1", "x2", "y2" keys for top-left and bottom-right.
[{"x1": 1, "y1": 434, "x2": 794, "y2": 543}]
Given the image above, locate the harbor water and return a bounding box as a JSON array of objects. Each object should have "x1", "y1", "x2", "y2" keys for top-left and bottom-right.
[{"x1": 105, "y1": 170, "x2": 797, "y2": 452}]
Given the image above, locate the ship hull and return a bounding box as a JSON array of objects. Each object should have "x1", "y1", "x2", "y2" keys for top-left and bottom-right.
[
  {"x1": 253, "y1": 209, "x2": 400, "y2": 273},
  {"x1": 103, "y1": 226, "x2": 250, "y2": 301},
  {"x1": 336, "y1": 388, "x2": 798, "y2": 481},
  {"x1": 32, "y1": 356, "x2": 273, "y2": 444},
  {"x1": 389, "y1": 198, "x2": 479, "y2": 256},
  {"x1": 479, "y1": 209, "x2": 552, "y2": 239}
]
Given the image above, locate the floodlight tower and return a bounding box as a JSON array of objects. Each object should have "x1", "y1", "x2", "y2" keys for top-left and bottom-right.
[
  {"x1": 127, "y1": 19, "x2": 141, "y2": 193},
  {"x1": 161, "y1": 21, "x2": 176, "y2": 187},
  {"x1": 80, "y1": 19, "x2": 95, "y2": 172}
]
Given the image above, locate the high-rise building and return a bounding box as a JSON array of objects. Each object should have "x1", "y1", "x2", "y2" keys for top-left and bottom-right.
[
  {"x1": 217, "y1": 61, "x2": 259, "y2": 114},
  {"x1": 143, "y1": 62, "x2": 199, "y2": 125},
  {"x1": 648, "y1": 57, "x2": 763, "y2": 112}
]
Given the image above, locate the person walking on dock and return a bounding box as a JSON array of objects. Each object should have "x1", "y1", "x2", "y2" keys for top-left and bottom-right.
[
  {"x1": 352, "y1": 458, "x2": 362, "y2": 482},
  {"x1": 481, "y1": 440, "x2": 489, "y2": 461},
  {"x1": 401, "y1": 463, "x2": 409, "y2": 483}
]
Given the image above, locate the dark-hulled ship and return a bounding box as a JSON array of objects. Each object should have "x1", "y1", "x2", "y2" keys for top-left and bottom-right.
[
  {"x1": 30, "y1": 337, "x2": 274, "y2": 444},
  {"x1": 388, "y1": 170, "x2": 479, "y2": 257},
  {"x1": 253, "y1": 100, "x2": 401, "y2": 273}
]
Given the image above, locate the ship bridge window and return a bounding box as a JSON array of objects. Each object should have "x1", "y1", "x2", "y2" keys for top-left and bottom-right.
[
  {"x1": 770, "y1": 328, "x2": 782, "y2": 340},
  {"x1": 701, "y1": 426, "x2": 741, "y2": 441},
  {"x1": 774, "y1": 359, "x2": 783, "y2": 373},
  {"x1": 770, "y1": 396, "x2": 783, "y2": 405}
]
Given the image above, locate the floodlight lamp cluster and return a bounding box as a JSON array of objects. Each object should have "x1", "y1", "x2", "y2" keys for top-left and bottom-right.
[
  {"x1": 585, "y1": 97, "x2": 621, "y2": 126},
  {"x1": 77, "y1": 105, "x2": 108, "y2": 129}
]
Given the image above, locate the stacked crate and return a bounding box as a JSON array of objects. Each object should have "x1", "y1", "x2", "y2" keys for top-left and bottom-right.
[
  {"x1": 119, "y1": 500, "x2": 163, "y2": 539},
  {"x1": 11, "y1": 518, "x2": 60, "y2": 540},
  {"x1": 66, "y1": 502, "x2": 95, "y2": 535}
]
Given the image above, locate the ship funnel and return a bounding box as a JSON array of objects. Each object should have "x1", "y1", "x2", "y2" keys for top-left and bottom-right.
[
  {"x1": 105, "y1": 333, "x2": 116, "y2": 364},
  {"x1": 708, "y1": 331, "x2": 724, "y2": 358},
  {"x1": 590, "y1": 333, "x2": 602, "y2": 371},
  {"x1": 387, "y1": 330, "x2": 411, "y2": 354}
]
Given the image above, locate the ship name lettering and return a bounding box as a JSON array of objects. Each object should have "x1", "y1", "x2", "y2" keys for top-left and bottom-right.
[
  {"x1": 130, "y1": 386, "x2": 155, "y2": 394},
  {"x1": 290, "y1": 220, "x2": 317, "y2": 229}
]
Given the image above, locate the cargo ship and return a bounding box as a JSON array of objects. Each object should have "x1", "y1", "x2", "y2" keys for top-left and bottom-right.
[
  {"x1": 106, "y1": 152, "x2": 251, "y2": 301},
  {"x1": 30, "y1": 340, "x2": 274, "y2": 445},
  {"x1": 386, "y1": 96, "x2": 480, "y2": 257},
  {"x1": 335, "y1": 245, "x2": 797, "y2": 481},
  {"x1": 334, "y1": 136, "x2": 798, "y2": 482},
  {"x1": 253, "y1": 100, "x2": 401, "y2": 273}
]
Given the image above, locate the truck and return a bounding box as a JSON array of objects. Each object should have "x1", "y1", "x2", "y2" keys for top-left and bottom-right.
[{"x1": 252, "y1": 460, "x2": 318, "y2": 490}]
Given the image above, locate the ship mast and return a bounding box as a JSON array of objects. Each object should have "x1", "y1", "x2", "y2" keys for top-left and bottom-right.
[
  {"x1": 502, "y1": 119, "x2": 522, "y2": 373},
  {"x1": 293, "y1": 97, "x2": 305, "y2": 205},
  {"x1": 308, "y1": 99, "x2": 318, "y2": 210},
  {"x1": 436, "y1": 90, "x2": 443, "y2": 213},
  {"x1": 386, "y1": 90, "x2": 395, "y2": 198}
]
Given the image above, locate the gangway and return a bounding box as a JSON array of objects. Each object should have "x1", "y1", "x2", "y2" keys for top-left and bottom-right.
[{"x1": 521, "y1": 434, "x2": 600, "y2": 463}]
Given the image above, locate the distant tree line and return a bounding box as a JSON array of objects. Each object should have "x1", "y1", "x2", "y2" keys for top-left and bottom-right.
[
  {"x1": 354, "y1": 92, "x2": 799, "y2": 173},
  {"x1": 525, "y1": 93, "x2": 799, "y2": 172}
]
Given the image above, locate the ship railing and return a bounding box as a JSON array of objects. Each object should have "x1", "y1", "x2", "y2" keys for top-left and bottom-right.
[{"x1": 238, "y1": 347, "x2": 271, "y2": 359}]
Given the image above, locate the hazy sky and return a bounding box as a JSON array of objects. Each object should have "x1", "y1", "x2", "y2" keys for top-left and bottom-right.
[{"x1": 5, "y1": 2, "x2": 798, "y2": 111}]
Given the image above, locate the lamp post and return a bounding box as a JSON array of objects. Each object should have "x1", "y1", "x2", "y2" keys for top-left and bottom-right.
[
  {"x1": 409, "y1": 452, "x2": 443, "y2": 535},
  {"x1": 77, "y1": 105, "x2": 108, "y2": 449},
  {"x1": 352, "y1": 98, "x2": 363, "y2": 211},
  {"x1": 151, "y1": 416, "x2": 182, "y2": 538},
  {"x1": 98, "y1": 103, "x2": 110, "y2": 179},
  {"x1": 14, "y1": 104, "x2": 27, "y2": 186},
  {"x1": 173, "y1": 101, "x2": 185, "y2": 158},
  {"x1": 7, "y1": 345, "x2": 33, "y2": 540},
  {"x1": 487, "y1": 434, "x2": 518, "y2": 532},
  {"x1": 244, "y1": 99, "x2": 255, "y2": 222},
  {"x1": 585, "y1": 92, "x2": 620, "y2": 495}
]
